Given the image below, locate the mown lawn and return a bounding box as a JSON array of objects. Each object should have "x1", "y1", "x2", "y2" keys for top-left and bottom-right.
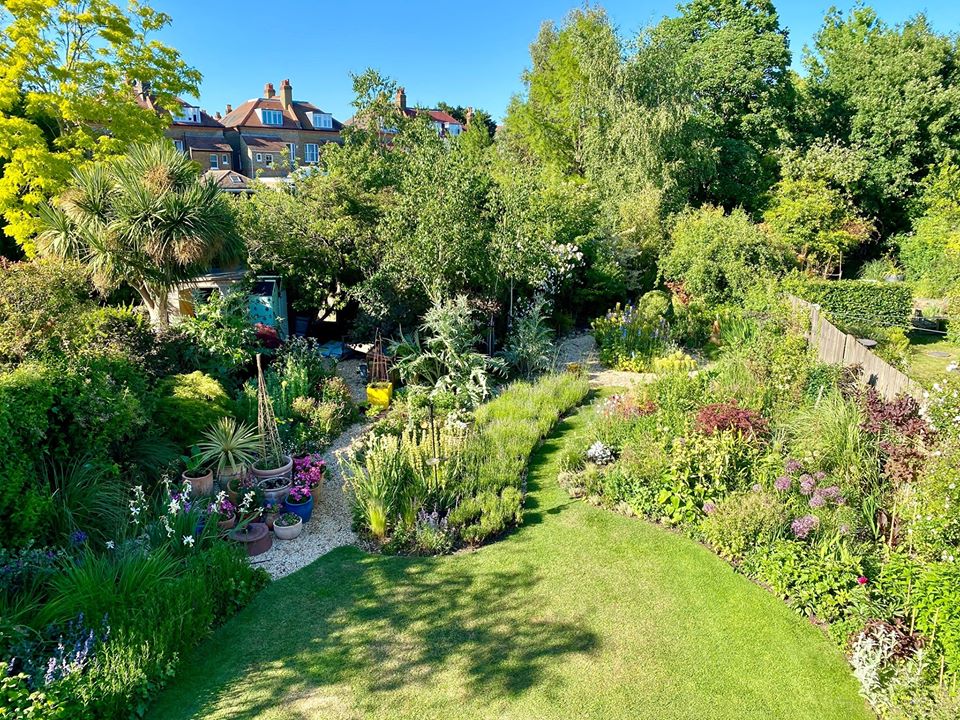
[
  {"x1": 149, "y1": 398, "x2": 872, "y2": 720},
  {"x1": 908, "y1": 332, "x2": 960, "y2": 387}
]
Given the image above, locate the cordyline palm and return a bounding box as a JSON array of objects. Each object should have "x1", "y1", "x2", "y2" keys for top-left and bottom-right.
[{"x1": 37, "y1": 141, "x2": 243, "y2": 325}]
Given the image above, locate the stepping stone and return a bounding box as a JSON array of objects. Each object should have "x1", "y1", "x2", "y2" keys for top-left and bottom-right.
[{"x1": 926, "y1": 351, "x2": 953, "y2": 358}]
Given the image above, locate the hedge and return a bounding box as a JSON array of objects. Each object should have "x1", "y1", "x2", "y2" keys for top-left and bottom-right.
[{"x1": 784, "y1": 278, "x2": 914, "y2": 328}]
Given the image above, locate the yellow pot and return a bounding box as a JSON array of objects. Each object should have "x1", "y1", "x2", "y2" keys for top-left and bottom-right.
[{"x1": 366, "y1": 382, "x2": 394, "y2": 408}]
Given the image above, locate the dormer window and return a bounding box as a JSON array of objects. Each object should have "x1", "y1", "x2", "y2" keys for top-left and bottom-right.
[
  {"x1": 311, "y1": 112, "x2": 333, "y2": 130},
  {"x1": 259, "y1": 109, "x2": 283, "y2": 125},
  {"x1": 175, "y1": 106, "x2": 201, "y2": 124},
  {"x1": 447, "y1": 124, "x2": 462, "y2": 136}
]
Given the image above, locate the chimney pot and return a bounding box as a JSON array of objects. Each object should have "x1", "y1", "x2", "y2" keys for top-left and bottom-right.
[
  {"x1": 214, "y1": 111, "x2": 222, "y2": 120},
  {"x1": 264, "y1": 82, "x2": 275, "y2": 99},
  {"x1": 395, "y1": 87, "x2": 407, "y2": 111},
  {"x1": 225, "y1": 103, "x2": 232, "y2": 114}
]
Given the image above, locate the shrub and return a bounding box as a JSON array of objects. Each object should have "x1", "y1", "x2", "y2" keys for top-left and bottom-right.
[
  {"x1": 500, "y1": 295, "x2": 555, "y2": 379},
  {"x1": 591, "y1": 302, "x2": 671, "y2": 371},
  {"x1": 448, "y1": 487, "x2": 523, "y2": 545},
  {"x1": 701, "y1": 489, "x2": 787, "y2": 560},
  {"x1": 695, "y1": 400, "x2": 769, "y2": 438},
  {"x1": 153, "y1": 372, "x2": 234, "y2": 450},
  {"x1": 784, "y1": 277, "x2": 913, "y2": 328},
  {"x1": 177, "y1": 291, "x2": 256, "y2": 384}
]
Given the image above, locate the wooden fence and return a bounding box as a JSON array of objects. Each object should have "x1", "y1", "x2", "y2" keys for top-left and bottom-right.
[{"x1": 788, "y1": 296, "x2": 922, "y2": 401}]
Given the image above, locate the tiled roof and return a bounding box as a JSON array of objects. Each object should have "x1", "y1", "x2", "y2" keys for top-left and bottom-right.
[
  {"x1": 205, "y1": 169, "x2": 252, "y2": 191},
  {"x1": 242, "y1": 136, "x2": 289, "y2": 152},
  {"x1": 184, "y1": 136, "x2": 232, "y2": 152},
  {"x1": 221, "y1": 97, "x2": 343, "y2": 133},
  {"x1": 135, "y1": 90, "x2": 222, "y2": 128}
]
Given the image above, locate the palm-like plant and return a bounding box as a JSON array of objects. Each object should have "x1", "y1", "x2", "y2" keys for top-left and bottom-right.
[
  {"x1": 36, "y1": 141, "x2": 242, "y2": 325},
  {"x1": 197, "y1": 418, "x2": 260, "y2": 476}
]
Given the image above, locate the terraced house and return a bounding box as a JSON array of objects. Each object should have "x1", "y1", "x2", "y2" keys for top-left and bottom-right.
[{"x1": 220, "y1": 79, "x2": 344, "y2": 179}]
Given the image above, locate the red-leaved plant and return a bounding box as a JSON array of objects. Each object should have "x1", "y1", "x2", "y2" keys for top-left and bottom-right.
[{"x1": 695, "y1": 400, "x2": 769, "y2": 438}]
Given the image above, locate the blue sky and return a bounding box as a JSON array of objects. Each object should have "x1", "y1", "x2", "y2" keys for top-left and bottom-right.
[{"x1": 153, "y1": 0, "x2": 960, "y2": 124}]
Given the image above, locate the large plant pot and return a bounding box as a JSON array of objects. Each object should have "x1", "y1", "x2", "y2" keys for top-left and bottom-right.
[
  {"x1": 283, "y1": 495, "x2": 314, "y2": 523},
  {"x1": 229, "y1": 522, "x2": 272, "y2": 557},
  {"x1": 217, "y1": 513, "x2": 237, "y2": 531},
  {"x1": 220, "y1": 465, "x2": 246, "y2": 496},
  {"x1": 274, "y1": 517, "x2": 304, "y2": 540},
  {"x1": 253, "y1": 455, "x2": 293, "y2": 504},
  {"x1": 184, "y1": 470, "x2": 213, "y2": 498}
]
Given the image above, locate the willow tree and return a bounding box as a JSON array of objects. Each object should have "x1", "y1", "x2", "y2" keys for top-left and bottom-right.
[{"x1": 36, "y1": 141, "x2": 241, "y2": 325}]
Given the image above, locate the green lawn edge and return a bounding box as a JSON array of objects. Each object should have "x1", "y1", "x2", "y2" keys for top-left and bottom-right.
[{"x1": 148, "y1": 396, "x2": 873, "y2": 720}]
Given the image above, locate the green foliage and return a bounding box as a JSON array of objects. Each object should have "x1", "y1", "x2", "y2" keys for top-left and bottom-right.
[
  {"x1": 591, "y1": 300, "x2": 672, "y2": 372},
  {"x1": 177, "y1": 291, "x2": 256, "y2": 384},
  {"x1": 785, "y1": 278, "x2": 914, "y2": 328},
  {"x1": 153, "y1": 372, "x2": 233, "y2": 450},
  {"x1": 661, "y1": 206, "x2": 793, "y2": 305},
  {"x1": 36, "y1": 142, "x2": 243, "y2": 325},
  {"x1": 448, "y1": 487, "x2": 523, "y2": 545},
  {"x1": 701, "y1": 488, "x2": 786, "y2": 560},
  {"x1": 500, "y1": 296, "x2": 555, "y2": 379},
  {"x1": 0, "y1": 0, "x2": 201, "y2": 251}
]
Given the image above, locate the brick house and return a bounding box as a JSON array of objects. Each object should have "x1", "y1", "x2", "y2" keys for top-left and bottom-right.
[
  {"x1": 394, "y1": 87, "x2": 464, "y2": 137},
  {"x1": 134, "y1": 84, "x2": 238, "y2": 174},
  {"x1": 219, "y1": 79, "x2": 343, "y2": 178}
]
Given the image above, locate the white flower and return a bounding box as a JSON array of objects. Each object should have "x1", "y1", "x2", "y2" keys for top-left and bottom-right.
[
  {"x1": 182, "y1": 535, "x2": 195, "y2": 547},
  {"x1": 105, "y1": 540, "x2": 115, "y2": 550},
  {"x1": 947, "y1": 363, "x2": 958, "y2": 373}
]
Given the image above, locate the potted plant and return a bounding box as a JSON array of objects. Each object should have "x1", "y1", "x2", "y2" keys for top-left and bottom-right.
[
  {"x1": 261, "y1": 499, "x2": 283, "y2": 530},
  {"x1": 197, "y1": 417, "x2": 260, "y2": 488},
  {"x1": 273, "y1": 512, "x2": 303, "y2": 540},
  {"x1": 181, "y1": 446, "x2": 213, "y2": 497},
  {"x1": 294, "y1": 454, "x2": 326, "y2": 504},
  {"x1": 207, "y1": 493, "x2": 237, "y2": 531},
  {"x1": 283, "y1": 483, "x2": 314, "y2": 523},
  {"x1": 251, "y1": 354, "x2": 293, "y2": 490}
]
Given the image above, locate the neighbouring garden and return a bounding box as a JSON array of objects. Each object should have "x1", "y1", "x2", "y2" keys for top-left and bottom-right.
[{"x1": 3, "y1": 1, "x2": 960, "y2": 719}]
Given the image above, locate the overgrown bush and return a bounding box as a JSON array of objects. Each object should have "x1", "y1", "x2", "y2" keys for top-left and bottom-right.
[
  {"x1": 701, "y1": 489, "x2": 787, "y2": 560},
  {"x1": 153, "y1": 372, "x2": 234, "y2": 450}
]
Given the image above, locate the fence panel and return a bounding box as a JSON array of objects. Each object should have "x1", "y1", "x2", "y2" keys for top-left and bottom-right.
[{"x1": 788, "y1": 295, "x2": 921, "y2": 401}]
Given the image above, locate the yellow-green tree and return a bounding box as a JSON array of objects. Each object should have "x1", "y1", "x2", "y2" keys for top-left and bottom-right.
[{"x1": 0, "y1": 0, "x2": 200, "y2": 254}]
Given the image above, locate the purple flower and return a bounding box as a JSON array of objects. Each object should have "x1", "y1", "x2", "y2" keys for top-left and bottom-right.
[
  {"x1": 814, "y1": 471, "x2": 827, "y2": 481},
  {"x1": 774, "y1": 475, "x2": 792, "y2": 492},
  {"x1": 799, "y1": 474, "x2": 816, "y2": 496},
  {"x1": 791, "y1": 514, "x2": 820, "y2": 539},
  {"x1": 809, "y1": 493, "x2": 826, "y2": 508},
  {"x1": 839, "y1": 523, "x2": 850, "y2": 535},
  {"x1": 702, "y1": 501, "x2": 717, "y2": 515},
  {"x1": 785, "y1": 459, "x2": 802, "y2": 474},
  {"x1": 751, "y1": 483, "x2": 763, "y2": 493},
  {"x1": 69, "y1": 530, "x2": 87, "y2": 546}
]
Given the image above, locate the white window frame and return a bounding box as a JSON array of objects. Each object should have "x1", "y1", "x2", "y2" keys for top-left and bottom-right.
[
  {"x1": 173, "y1": 139, "x2": 185, "y2": 153},
  {"x1": 209, "y1": 153, "x2": 219, "y2": 170},
  {"x1": 261, "y1": 109, "x2": 283, "y2": 125},
  {"x1": 286, "y1": 142, "x2": 296, "y2": 167},
  {"x1": 304, "y1": 143, "x2": 319, "y2": 164},
  {"x1": 312, "y1": 112, "x2": 333, "y2": 130},
  {"x1": 176, "y1": 106, "x2": 201, "y2": 124},
  {"x1": 221, "y1": 153, "x2": 230, "y2": 167},
  {"x1": 264, "y1": 153, "x2": 274, "y2": 167},
  {"x1": 255, "y1": 152, "x2": 263, "y2": 163}
]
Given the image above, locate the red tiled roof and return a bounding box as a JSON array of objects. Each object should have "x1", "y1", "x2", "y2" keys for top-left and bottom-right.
[
  {"x1": 135, "y1": 91, "x2": 222, "y2": 128},
  {"x1": 221, "y1": 97, "x2": 342, "y2": 133}
]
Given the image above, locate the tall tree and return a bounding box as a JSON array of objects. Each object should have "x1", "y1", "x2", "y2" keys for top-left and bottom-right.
[
  {"x1": 646, "y1": 0, "x2": 793, "y2": 211},
  {"x1": 0, "y1": 0, "x2": 200, "y2": 253},
  {"x1": 804, "y1": 6, "x2": 960, "y2": 233},
  {"x1": 36, "y1": 141, "x2": 241, "y2": 325}
]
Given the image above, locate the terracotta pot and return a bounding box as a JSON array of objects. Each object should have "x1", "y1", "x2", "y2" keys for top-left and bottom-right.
[
  {"x1": 310, "y1": 481, "x2": 322, "y2": 504},
  {"x1": 217, "y1": 513, "x2": 236, "y2": 531},
  {"x1": 274, "y1": 517, "x2": 303, "y2": 540},
  {"x1": 264, "y1": 511, "x2": 278, "y2": 530},
  {"x1": 220, "y1": 465, "x2": 246, "y2": 498},
  {"x1": 229, "y1": 522, "x2": 272, "y2": 557},
  {"x1": 184, "y1": 470, "x2": 213, "y2": 498}
]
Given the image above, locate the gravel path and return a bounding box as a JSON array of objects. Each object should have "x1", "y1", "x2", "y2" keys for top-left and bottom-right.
[
  {"x1": 556, "y1": 332, "x2": 654, "y2": 389},
  {"x1": 252, "y1": 359, "x2": 369, "y2": 579}
]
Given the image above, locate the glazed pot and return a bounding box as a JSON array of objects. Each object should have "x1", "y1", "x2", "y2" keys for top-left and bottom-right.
[
  {"x1": 229, "y1": 522, "x2": 272, "y2": 557},
  {"x1": 252, "y1": 455, "x2": 293, "y2": 503},
  {"x1": 283, "y1": 494, "x2": 314, "y2": 523},
  {"x1": 274, "y1": 516, "x2": 304, "y2": 540},
  {"x1": 184, "y1": 470, "x2": 214, "y2": 498}
]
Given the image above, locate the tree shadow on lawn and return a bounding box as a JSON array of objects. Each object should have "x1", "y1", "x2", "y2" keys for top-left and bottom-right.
[{"x1": 171, "y1": 549, "x2": 599, "y2": 719}]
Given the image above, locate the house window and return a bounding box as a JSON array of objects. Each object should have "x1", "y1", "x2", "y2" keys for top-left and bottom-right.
[
  {"x1": 221, "y1": 154, "x2": 230, "y2": 167},
  {"x1": 311, "y1": 112, "x2": 333, "y2": 129},
  {"x1": 304, "y1": 143, "x2": 318, "y2": 164},
  {"x1": 286, "y1": 142, "x2": 296, "y2": 167},
  {"x1": 264, "y1": 154, "x2": 274, "y2": 167},
  {"x1": 255, "y1": 153, "x2": 263, "y2": 163},
  {"x1": 447, "y1": 124, "x2": 462, "y2": 136},
  {"x1": 175, "y1": 106, "x2": 201, "y2": 123},
  {"x1": 261, "y1": 109, "x2": 283, "y2": 125},
  {"x1": 173, "y1": 139, "x2": 185, "y2": 153},
  {"x1": 210, "y1": 154, "x2": 219, "y2": 170}
]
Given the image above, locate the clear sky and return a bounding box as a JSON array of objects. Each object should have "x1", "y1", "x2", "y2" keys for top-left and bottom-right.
[{"x1": 152, "y1": 0, "x2": 960, "y2": 124}]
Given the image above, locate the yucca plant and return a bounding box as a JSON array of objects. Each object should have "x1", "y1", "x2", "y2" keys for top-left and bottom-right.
[{"x1": 197, "y1": 417, "x2": 260, "y2": 475}]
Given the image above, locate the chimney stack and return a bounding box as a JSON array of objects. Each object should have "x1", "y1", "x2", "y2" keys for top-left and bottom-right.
[
  {"x1": 465, "y1": 107, "x2": 474, "y2": 127},
  {"x1": 280, "y1": 78, "x2": 293, "y2": 110},
  {"x1": 395, "y1": 87, "x2": 406, "y2": 111},
  {"x1": 225, "y1": 103, "x2": 232, "y2": 114},
  {"x1": 264, "y1": 82, "x2": 276, "y2": 99},
  {"x1": 214, "y1": 111, "x2": 222, "y2": 120}
]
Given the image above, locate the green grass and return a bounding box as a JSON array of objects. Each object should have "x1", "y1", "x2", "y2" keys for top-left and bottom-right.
[
  {"x1": 907, "y1": 332, "x2": 960, "y2": 387},
  {"x1": 148, "y1": 396, "x2": 872, "y2": 720}
]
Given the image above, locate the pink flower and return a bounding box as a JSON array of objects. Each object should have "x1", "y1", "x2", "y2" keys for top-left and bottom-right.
[
  {"x1": 857, "y1": 576, "x2": 868, "y2": 585},
  {"x1": 702, "y1": 501, "x2": 717, "y2": 515}
]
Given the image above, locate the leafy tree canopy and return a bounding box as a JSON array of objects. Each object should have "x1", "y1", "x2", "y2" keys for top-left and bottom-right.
[{"x1": 0, "y1": 0, "x2": 201, "y2": 253}]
